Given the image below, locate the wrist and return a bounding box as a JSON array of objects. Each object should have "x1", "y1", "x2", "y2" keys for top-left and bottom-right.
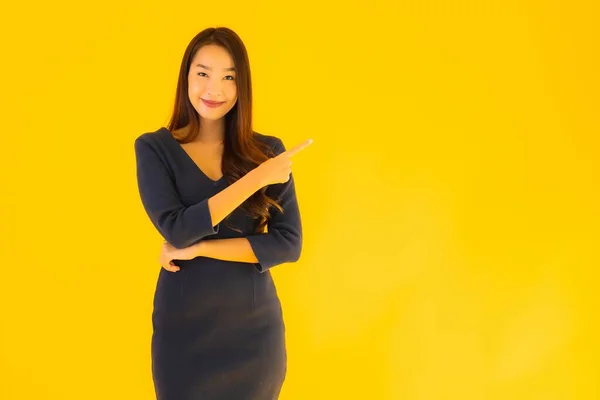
[
  {"x1": 194, "y1": 241, "x2": 207, "y2": 257},
  {"x1": 246, "y1": 168, "x2": 266, "y2": 191}
]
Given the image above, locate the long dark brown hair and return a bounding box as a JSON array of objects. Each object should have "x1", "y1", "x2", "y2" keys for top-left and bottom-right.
[{"x1": 166, "y1": 27, "x2": 282, "y2": 233}]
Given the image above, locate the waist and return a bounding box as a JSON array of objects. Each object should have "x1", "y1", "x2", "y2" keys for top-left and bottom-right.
[{"x1": 159, "y1": 257, "x2": 277, "y2": 297}]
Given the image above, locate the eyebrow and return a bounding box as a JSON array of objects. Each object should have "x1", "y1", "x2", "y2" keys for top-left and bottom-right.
[{"x1": 195, "y1": 63, "x2": 236, "y2": 72}]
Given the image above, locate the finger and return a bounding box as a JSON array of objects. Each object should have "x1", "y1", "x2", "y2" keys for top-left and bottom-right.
[
  {"x1": 281, "y1": 138, "x2": 313, "y2": 158},
  {"x1": 163, "y1": 264, "x2": 179, "y2": 272},
  {"x1": 161, "y1": 259, "x2": 179, "y2": 272}
]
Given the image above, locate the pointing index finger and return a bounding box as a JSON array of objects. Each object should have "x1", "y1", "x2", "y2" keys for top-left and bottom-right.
[{"x1": 282, "y1": 138, "x2": 313, "y2": 158}]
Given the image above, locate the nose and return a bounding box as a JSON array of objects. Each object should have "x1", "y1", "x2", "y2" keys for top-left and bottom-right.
[{"x1": 207, "y1": 81, "x2": 222, "y2": 97}]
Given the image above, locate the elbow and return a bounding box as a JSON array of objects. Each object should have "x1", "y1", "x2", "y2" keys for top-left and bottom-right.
[
  {"x1": 288, "y1": 234, "x2": 302, "y2": 263},
  {"x1": 276, "y1": 227, "x2": 302, "y2": 263},
  {"x1": 156, "y1": 210, "x2": 204, "y2": 249},
  {"x1": 159, "y1": 220, "x2": 197, "y2": 249},
  {"x1": 249, "y1": 230, "x2": 301, "y2": 272},
  {"x1": 269, "y1": 229, "x2": 302, "y2": 264},
  {"x1": 155, "y1": 212, "x2": 190, "y2": 249},
  {"x1": 163, "y1": 231, "x2": 192, "y2": 249}
]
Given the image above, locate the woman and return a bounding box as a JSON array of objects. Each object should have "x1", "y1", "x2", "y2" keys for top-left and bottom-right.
[{"x1": 134, "y1": 27, "x2": 312, "y2": 399}]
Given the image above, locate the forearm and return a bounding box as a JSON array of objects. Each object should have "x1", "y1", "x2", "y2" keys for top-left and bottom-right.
[
  {"x1": 195, "y1": 237, "x2": 259, "y2": 264},
  {"x1": 207, "y1": 171, "x2": 265, "y2": 228}
]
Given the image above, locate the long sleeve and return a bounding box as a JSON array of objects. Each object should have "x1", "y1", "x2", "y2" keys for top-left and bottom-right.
[
  {"x1": 246, "y1": 138, "x2": 303, "y2": 273},
  {"x1": 134, "y1": 135, "x2": 219, "y2": 249}
]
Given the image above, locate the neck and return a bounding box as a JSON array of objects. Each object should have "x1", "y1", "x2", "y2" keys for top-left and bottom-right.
[{"x1": 196, "y1": 118, "x2": 225, "y2": 143}]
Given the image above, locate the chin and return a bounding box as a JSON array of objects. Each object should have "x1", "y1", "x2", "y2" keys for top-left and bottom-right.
[
  {"x1": 198, "y1": 111, "x2": 228, "y2": 120},
  {"x1": 200, "y1": 106, "x2": 235, "y2": 119}
]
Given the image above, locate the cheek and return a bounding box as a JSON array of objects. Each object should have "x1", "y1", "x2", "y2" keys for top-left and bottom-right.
[
  {"x1": 226, "y1": 85, "x2": 237, "y2": 100},
  {"x1": 188, "y1": 79, "x2": 203, "y2": 94}
]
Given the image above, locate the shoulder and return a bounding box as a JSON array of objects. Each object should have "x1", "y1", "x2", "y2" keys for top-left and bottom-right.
[
  {"x1": 253, "y1": 132, "x2": 286, "y2": 155},
  {"x1": 134, "y1": 127, "x2": 169, "y2": 152}
]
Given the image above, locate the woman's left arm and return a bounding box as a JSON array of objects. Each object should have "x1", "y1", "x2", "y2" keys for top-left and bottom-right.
[
  {"x1": 164, "y1": 137, "x2": 303, "y2": 271},
  {"x1": 195, "y1": 237, "x2": 259, "y2": 264},
  {"x1": 195, "y1": 163, "x2": 302, "y2": 268},
  {"x1": 198, "y1": 143, "x2": 303, "y2": 271}
]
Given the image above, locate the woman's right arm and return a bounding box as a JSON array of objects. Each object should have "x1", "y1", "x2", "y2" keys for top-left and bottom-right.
[
  {"x1": 135, "y1": 136, "x2": 264, "y2": 249},
  {"x1": 206, "y1": 170, "x2": 264, "y2": 228}
]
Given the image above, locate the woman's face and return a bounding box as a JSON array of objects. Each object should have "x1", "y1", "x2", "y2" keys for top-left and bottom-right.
[{"x1": 187, "y1": 44, "x2": 238, "y2": 121}]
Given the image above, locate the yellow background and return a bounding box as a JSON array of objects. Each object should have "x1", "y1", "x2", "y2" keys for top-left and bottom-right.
[{"x1": 1, "y1": 0, "x2": 599, "y2": 399}]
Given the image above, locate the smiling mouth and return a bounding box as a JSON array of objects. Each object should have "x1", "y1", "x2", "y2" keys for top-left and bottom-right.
[{"x1": 201, "y1": 99, "x2": 226, "y2": 108}]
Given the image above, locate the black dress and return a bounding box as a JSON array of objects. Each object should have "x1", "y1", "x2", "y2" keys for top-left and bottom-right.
[{"x1": 133, "y1": 127, "x2": 302, "y2": 400}]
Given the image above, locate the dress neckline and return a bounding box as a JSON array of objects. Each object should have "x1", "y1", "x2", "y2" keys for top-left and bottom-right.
[{"x1": 160, "y1": 127, "x2": 225, "y2": 184}]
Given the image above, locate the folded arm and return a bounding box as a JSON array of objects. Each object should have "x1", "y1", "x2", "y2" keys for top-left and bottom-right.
[
  {"x1": 193, "y1": 237, "x2": 259, "y2": 264},
  {"x1": 195, "y1": 139, "x2": 303, "y2": 272},
  {"x1": 135, "y1": 134, "x2": 302, "y2": 271},
  {"x1": 134, "y1": 135, "x2": 264, "y2": 249}
]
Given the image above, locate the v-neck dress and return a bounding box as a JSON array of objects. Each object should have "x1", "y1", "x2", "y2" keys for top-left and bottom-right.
[{"x1": 133, "y1": 127, "x2": 303, "y2": 400}]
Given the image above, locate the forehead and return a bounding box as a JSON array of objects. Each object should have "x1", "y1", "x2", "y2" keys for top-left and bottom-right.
[{"x1": 191, "y1": 44, "x2": 234, "y2": 68}]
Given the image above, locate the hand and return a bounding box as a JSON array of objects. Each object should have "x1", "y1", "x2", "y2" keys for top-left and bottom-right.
[
  {"x1": 158, "y1": 240, "x2": 200, "y2": 272},
  {"x1": 253, "y1": 138, "x2": 313, "y2": 187}
]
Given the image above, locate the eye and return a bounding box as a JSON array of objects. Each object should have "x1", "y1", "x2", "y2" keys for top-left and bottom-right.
[{"x1": 196, "y1": 72, "x2": 234, "y2": 80}]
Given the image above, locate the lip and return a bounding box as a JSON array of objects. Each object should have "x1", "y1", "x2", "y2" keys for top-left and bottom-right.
[{"x1": 201, "y1": 99, "x2": 226, "y2": 108}]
